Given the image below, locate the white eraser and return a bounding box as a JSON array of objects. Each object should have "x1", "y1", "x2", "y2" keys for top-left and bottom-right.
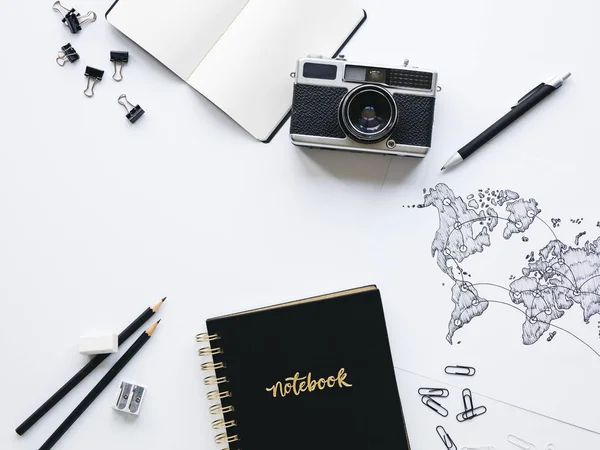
[{"x1": 79, "y1": 334, "x2": 119, "y2": 355}]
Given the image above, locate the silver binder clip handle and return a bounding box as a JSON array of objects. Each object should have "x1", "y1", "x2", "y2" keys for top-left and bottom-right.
[
  {"x1": 52, "y1": 1, "x2": 70, "y2": 16},
  {"x1": 113, "y1": 61, "x2": 124, "y2": 82},
  {"x1": 83, "y1": 67, "x2": 104, "y2": 98},
  {"x1": 56, "y1": 52, "x2": 67, "y2": 66},
  {"x1": 83, "y1": 77, "x2": 97, "y2": 98},
  {"x1": 78, "y1": 11, "x2": 97, "y2": 26},
  {"x1": 110, "y1": 51, "x2": 129, "y2": 81},
  {"x1": 118, "y1": 94, "x2": 134, "y2": 113}
]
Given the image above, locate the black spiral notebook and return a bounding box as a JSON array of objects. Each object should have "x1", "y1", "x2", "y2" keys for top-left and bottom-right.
[{"x1": 196, "y1": 285, "x2": 410, "y2": 450}]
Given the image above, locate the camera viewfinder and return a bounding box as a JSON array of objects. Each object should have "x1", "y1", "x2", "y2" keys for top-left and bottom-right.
[
  {"x1": 302, "y1": 63, "x2": 337, "y2": 80},
  {"x1": 345, "y1": 65, "x2": 388, "y2": 84},
  {"x1": 366, "y1": 69, "x2": 386, "y2": 83}
]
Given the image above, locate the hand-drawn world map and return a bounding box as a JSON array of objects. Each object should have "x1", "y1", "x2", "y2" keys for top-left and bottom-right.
[{"x1": 418, "y1": 183, "x2": 600, "y2": 355}]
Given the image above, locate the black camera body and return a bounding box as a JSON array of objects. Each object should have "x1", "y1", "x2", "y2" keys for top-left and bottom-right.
[{"x1": 290, "y1": 56, "x2": 438, "y2": 157}]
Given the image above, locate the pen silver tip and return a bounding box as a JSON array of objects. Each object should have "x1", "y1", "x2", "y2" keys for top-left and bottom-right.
[
  {"x1": 440, "y1": 166, "x2": 446, "y2": 171},
  {"x1": 440, "y1": 153, "x2": 463, "y2": 171},
  {"x1": 545, "y1": 73, "x2": 572, "y2": 88}
]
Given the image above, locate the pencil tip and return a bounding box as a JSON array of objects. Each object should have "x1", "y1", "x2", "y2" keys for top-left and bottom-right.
[
  {"x1": 147, "y1": 320, "x2": 161, "y2": 336},
  {"x1": 151, "y1": 298, "x2": 166, "y2": 313},
  {"x1": 157, "y1": 319, "x2": 161, "y2": 324}
]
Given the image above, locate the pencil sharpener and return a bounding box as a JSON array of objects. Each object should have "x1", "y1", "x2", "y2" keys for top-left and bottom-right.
[{"x1": 113, "y1": 381, "x2": 146, "y2": 416}]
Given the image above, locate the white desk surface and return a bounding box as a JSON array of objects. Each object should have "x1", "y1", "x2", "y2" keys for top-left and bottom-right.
[{"x1": 2, "y1": 0, "x2": 599, "y2": 449}]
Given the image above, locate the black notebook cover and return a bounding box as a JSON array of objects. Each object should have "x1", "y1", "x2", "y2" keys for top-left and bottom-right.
[{"x1": 202, "y1": 286, "x2": 410, "y2": 450}]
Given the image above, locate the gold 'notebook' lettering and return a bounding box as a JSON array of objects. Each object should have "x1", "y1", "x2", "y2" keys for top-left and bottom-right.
[{"x1": 266, "y1": 368, "x2": 352, "y2": 398}]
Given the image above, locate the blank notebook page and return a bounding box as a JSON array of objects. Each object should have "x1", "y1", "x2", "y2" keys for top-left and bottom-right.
[
  {"x1": 186, "y1": 0, "x2": 365, "y2": 141},
  {"x1": 107, "y1": 0, "x2": 249, "y2": 80}
]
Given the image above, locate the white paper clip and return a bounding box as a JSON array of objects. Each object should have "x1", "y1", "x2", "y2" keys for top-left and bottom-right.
[
  {"x1": 437, "y1": 426, "x2": 457, "y2": 450},
  {"x1": 507, "y1": 434, "x2": 536, "y2": 450}
]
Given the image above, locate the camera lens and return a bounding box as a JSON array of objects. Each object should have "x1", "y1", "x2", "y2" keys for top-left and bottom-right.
[{"x1": 341, "y1": 86, "x2": 397, "y2": 143}]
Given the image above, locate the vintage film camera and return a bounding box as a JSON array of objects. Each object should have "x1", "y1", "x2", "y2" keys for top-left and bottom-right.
[{"x1": 290, "y1": 56, "x2": 438, "y2": 157}]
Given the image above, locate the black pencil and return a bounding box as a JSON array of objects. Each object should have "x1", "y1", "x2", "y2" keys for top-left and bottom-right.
[
  {"x1": 15, "y1": 297, "x2": 165, "y2": 436},
  {"x1": 39, "y1": 320, "x2": 161, "y2": 450}
]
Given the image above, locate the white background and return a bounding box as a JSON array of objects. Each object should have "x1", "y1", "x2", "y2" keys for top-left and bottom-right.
[{"x1": 1, "y1": 0, "x2": 599, "y2": 449}]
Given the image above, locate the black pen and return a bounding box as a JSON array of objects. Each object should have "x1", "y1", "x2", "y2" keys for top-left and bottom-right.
[{"x1": 441, "y1": 73, "x2": 571, "y2": 170}]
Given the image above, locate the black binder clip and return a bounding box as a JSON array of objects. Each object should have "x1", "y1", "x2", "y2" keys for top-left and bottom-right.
[
  {"x1": 56, "y1": 43, "x2": 79, "y2": 66},
  {"x1": 52, "y1": 1, "x2": 96, "y2": 34},
  {"x1": 110, "y1": 51, "x2": 129, "y2": 81},
  {"x1": 83, "y1": 67, "x2": 104, "y2": 98},
  {"x1": 118, "y1": 95, "x2": 145, "y2": 123}
]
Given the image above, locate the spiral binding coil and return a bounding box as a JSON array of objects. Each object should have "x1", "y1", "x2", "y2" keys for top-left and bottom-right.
[
  {"x1": 202, "y1": 361, "x2": 226, "y2": 371},
  {"x1": 212, "y1": 419, "x2": 237, "y2": 429},
  {"x1": 207, "y1": 390, "x2": 232, "y2": 401},
  {"x1": 215, "y1": 433, "x2": 240, "y2": 444},
  {"x1": 198, "y1": 332, "x2": 239, "y2": 448},
  {"x1": 199, "y1": 346, "x2": 223, "y2": 356},
  {"x1": 196, "y1": 332, "x2": 220, "y2": 342},
  {"x1": 204, "y1": 376, "x2": 229, "y2": 386},
  {"x1": 210, "y1": 404, "x2": 234, "y2": 415}
]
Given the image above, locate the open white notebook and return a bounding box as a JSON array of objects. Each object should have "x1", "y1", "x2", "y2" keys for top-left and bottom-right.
[{"x1": 106, "y1": 0, "x2": 367, "y2": 141}]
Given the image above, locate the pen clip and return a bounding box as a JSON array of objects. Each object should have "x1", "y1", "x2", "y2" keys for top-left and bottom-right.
[{"x1": 512, "y1": 83, "x2": 545, "y2": 108}]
